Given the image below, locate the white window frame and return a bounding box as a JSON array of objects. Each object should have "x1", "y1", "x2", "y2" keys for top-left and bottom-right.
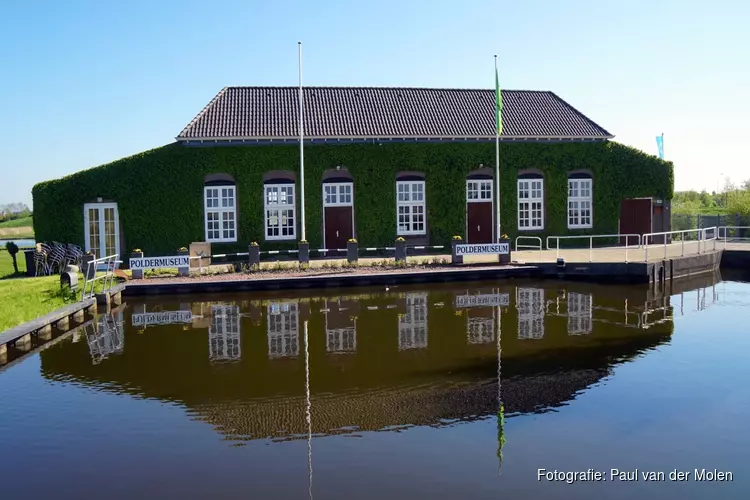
[
  {"x1": 516, "y1": 287, "x2": 545, "y2": 340},
  {"x1": 567, "y1": 292, "x2": 593, "y2": 335},
  {"x1": 396, "y1": 180, "x2": 426, "y2": 236},
  {"x1": 323, "y1": 182, "x2": 354, "y2": 207},
  {"x1": 466, "y1": 180, "x2": 493, "y2": 203},
  {"x1": 399, "y1": 293, "x2": 428, "y2": 350},
  {"x1": 567, "y1": 178, "x2": 593, "y2": 229},
  {"x1": 209, "y1": 305, "x2": 241, "y2": 362},
  {"x1": 517, "y1": 178, "x2": 544, "y2": 231},
  {"x1": 267, "y1": 301, "x2": 299, "y2": 358},
  {"x1": 264, "y1": 183, "x2": 296, "y2": 241},
  {"x1": 204, "y1": 185, "x2": 237, "y2": 243}
]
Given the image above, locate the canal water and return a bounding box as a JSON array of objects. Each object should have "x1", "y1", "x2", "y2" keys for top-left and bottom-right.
[{"x1": 1, "y1": 273, "x2": 748, "y2": 499}]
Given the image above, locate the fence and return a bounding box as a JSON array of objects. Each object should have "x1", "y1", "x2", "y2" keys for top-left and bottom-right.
[
  {"x1": 547, "y1": 234, "x2": 641, "y2": 263},
  {"x1": 673, "y1": 213, "x2": 749, "y2": 234},
  {"x1": 642, "y1": 227, "x2": 717, "y2": 262}
]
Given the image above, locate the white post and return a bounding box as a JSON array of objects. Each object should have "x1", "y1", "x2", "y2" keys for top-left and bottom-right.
[
  {"x1": 494, "y1": 55, "x2": 501, "y2": 243},
  {"x1": 298, "y1": 42, "x2": 307, "y2": 242},
  {"x1": 589, "y1": 236, "x2": 593, "y2": 263}
]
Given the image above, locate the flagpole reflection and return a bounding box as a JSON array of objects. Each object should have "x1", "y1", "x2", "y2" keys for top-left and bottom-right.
[
  {"x1": 304, "y1": 319, "x2": 313, "y2": 500},
  {"x1": 496, "y1": 302, "x2": 505, "y2": 475}
]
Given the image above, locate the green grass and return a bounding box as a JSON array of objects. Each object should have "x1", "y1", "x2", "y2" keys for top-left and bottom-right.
[
  {"x1": 0, "y1": 216, "x2": 33, "y2": 228},
  {"x1": 0, "y1": 249, "x2": 26, "y2": 278},
  {"x1": 0, "y1": 275, "x2": 77, "y2": 331}
]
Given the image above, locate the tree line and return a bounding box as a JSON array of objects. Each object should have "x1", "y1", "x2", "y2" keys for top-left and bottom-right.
[
  {"x1": 673, "y1": 179, "x2": 750, "y2": 216},
  {"x1": 0, "y1": 202, "x2": 32, "y2": 222}
]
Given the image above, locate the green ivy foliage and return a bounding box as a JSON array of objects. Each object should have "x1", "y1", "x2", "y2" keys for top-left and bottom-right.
[{"x1": 32, "y1": 141, "x2": 673, "y2": 255}]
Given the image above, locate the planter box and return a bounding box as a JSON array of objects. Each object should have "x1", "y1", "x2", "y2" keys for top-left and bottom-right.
[
  {"x1": 177, "y1": 250, "x2": 189, "y2": 276},
  {"x1": 395, "y1": 240, "x2": 407, "y2": 263},
  {"x1": 248, "y1": 245, "x2": 260, "y2": 269},
  {"x1": 299, "y1": 242, "x2": 309, "y2": 264},
  {"x1": 131, "y1": 252, "x2": 144, "y2": 279},
  {"x1": 347, "y1": 241, "x2": 358, "y2": 263},
  {"x1": 499, "y1": 239, "x2": 511, "y2": 264},
  {"x1": 451, "y1": 240, "x2": 464, "y2": 265}
]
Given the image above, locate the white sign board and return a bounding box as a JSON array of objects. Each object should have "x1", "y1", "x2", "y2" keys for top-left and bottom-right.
[
  {"x1": 129, "y1": 255, "x2": 190, "y2": 271},
  {"x1": 455, "y1": 243, "x2": 509, "y2": 256},
  {"x1": 455, "y1": 293, "x2": 510, "y2": 308},
  {"x1": 131, "y1": 310, "x2": 193, "y2": 327}
]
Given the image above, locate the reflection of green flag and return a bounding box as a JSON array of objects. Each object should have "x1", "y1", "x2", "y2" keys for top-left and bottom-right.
[{"x1": 495, "y1": 67, "x2": 503, "y2": 136}]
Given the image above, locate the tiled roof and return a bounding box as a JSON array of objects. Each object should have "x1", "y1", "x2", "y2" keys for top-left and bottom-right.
[{"x1": 177, "y1": 86, "x2": 613, "y2": 141}]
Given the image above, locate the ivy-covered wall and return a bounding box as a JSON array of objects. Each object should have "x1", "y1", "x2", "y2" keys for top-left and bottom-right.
[{"x1": 32, "y1": 141, "x2": 673, "y2": 256}]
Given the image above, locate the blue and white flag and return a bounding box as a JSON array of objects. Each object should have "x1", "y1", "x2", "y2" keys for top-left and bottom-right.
[{"x1": 656, "y1": 135, "x2": 664, "y2": 159}]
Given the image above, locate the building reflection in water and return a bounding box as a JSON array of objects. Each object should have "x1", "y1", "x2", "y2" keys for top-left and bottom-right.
[
  {"x1": 85, "y1": 310, "x2": 125, "y2": 365},
  {"x1": 516, "y1": 287, "x2": 545, "y2": 339},
  {"x1": 399, "y1": 293, "x2": 428, "y2": 350},
  {"x1": 268, "y1": 301, "x2": 300, "y2": 358},
  {"x1": 325, "y1": 299, "x2": 357, "y2": 354},
  {"x1": 567, "y1": 292, "x2": 593, "y2": 335},
  {"x1": 209, "y1": 305, "x2": 241, "y2": 362}
]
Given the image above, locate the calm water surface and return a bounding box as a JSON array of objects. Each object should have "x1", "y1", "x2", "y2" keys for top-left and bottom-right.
[{"x1": 1, "y1": 273, "x2": 749, "y2": 499}]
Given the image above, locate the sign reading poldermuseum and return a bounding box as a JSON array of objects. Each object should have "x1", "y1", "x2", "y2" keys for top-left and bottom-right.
[
  {"x1": 454, "y1": 243, "x2": 510, "y2": 256},
  {"x1": 131, "y1": 310, "x2": 193, "y2": 327},
  {"x1": 455, "y1": 293, "x2": 510, "y2": 308},
  {"x1": 129, "y1": 255, "x2": 190, "y2": 271}
]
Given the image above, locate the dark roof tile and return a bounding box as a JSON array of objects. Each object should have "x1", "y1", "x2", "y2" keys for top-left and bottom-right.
[{"x1": 177, "y1": 86, "x2": 612, "y2": 140}]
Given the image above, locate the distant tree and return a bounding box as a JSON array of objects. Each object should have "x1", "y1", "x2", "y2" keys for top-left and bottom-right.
[{"x1": 743, "y1": 179, "x2": 750, "y2": 191}]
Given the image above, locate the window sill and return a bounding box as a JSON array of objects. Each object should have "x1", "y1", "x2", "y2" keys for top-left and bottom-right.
[
  {"x1": 517, "y1": 227, "x2": 544, "y2": 232},
  {"x1": 567, "y1": 226, "x2": 594, "y2": 230},
  {"x1": 397, "y1": 232, "x2": 427, "y2": 237},
  {"x1": 265, "y1": 236, "x2": 297, "y2": 242},
  {"x1": 206, "y1": 239, "x2": 238, "y2": 244}
]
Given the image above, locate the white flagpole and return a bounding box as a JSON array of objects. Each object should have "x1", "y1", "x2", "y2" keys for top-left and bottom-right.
[
  {"x1": 494, "y1": 55, "x2": 501, "y2": 242},
  {"x1": 298, "y1": 41, "x2": 307, "y2": 242}
]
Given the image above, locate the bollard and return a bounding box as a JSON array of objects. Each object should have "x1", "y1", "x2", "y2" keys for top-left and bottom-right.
[
  {"x1": 299, "y1": 241, "x2": 310, "y2": 264},
  {"x1": 249, "y1": 243, "x2": 260, "y2": 269},
  {"x1": 131, "y1": 250, "x2": 144, "y2": 279},
  {"x1": 347, "y1": 239, "x2": 358, "y2": 264},
  {"x1": 451, "y1": 237, "x2": 463, "y2": 265},
  {"x1": 395, "y1": 238, "x2": 407, "y2": 263}
]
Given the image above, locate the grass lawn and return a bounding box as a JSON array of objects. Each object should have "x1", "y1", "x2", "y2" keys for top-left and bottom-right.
[
  {"x1": 0, "y1": 249, "x2": 27, "y2": 279},
  {"x1": 0, "y1": 275, "x2": 76, "y2": 331},
  {"x1": 0, "y1": 216, "x2": 33, "y2": 228}
]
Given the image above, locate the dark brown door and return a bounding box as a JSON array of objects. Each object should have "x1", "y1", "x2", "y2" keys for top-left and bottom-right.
[
  {"x1": 324, "y1": 207, "x2": 353, "y2": 253},
  {"x1": 619, "y1": 198, "x2": 652, "y2": 245},
  {"x1": 467, "y1": 202, "x2": 494, "y2": 243}
]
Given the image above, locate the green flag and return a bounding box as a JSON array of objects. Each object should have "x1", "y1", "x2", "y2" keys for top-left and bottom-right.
[{"x1": 495, "y1": 66, "x2": 503, "y2": 136}]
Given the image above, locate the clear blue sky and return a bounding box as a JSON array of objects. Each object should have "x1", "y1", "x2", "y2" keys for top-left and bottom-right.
[{"x1": 1, "y1": 0, "x2": 748, "y2": 207}]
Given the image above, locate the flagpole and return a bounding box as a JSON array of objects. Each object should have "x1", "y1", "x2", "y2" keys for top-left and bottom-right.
[
  {"x1": 494, "y1": 55, "x2": 501, "y2": 242},
  {"x1": 661, "y1": 132, "x2": 664, "y2": 160},
  {"x1": 298, "y1": 41, "x2": 307, "y2": 242}
]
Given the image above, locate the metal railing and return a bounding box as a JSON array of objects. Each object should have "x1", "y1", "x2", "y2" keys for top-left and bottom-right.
[
  {"x1": 82, "y1": 254, "x2": 120, "y2": 300},
  {"x1": 642, "y1": 227, "x2": 717, "y2": 262},
  {"x1": 718, "y1": 226, "x2": 750, "y2": 248},
  {"x1": 514, "y1": 236, "x2": 543, "y2": 262},
  {"x1": 546, "y1": 234, "x2": 641, "y2": 263}
]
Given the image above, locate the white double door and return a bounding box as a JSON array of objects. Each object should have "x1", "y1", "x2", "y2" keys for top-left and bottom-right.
[{"x1": 83, "y1": 203, "x2": 120, "y2": 259}]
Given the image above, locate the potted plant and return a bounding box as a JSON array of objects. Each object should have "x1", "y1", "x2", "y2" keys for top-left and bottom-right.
[
  {"x1": 347, "y1": 238, "x2": 358, "y2": 264},
  {"x1": 176, "y1": 247, "x2": 189, "y2": 276},
  {"x1": 498, "y1": 234, "x2": 511, "y2": 264},
  {"x1": 395, "y1": 236, "x2": 407, "y2": 263},
  {"x1": 451, "y1": 235, "x2": 464, "y2": 265},
  {"x1": 130, "y1": 248, "x2": 144, "y2": 279},
  {"x1": 248, "y1": 241, "x2": 260, "y2": 268},
  {"x1": 299, "y1": 239, "x2": 310, "y2": 264}
]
